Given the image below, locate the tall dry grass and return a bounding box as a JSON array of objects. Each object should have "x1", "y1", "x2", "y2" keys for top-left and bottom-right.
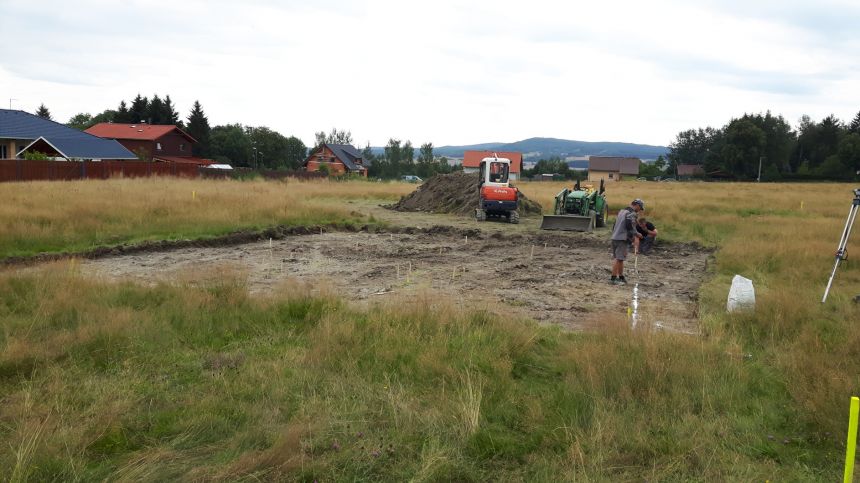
[
  {"x1": 0, "y1": 177, "x2": 414, "y2": 257},
  {"x1": 520, "y1": 180, "x2": 860, "y2": 436}
]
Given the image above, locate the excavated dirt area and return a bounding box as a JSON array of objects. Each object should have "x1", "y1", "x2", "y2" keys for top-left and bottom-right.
[
  {"x1": 389, "y1": 172, "x2": 543, "y2": 216},
  {"x1": 78, "y1": 229, "x2": 710, "y2": 333}
]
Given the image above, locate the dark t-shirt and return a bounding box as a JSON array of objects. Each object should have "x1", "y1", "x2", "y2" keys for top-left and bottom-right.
[{"x1": 636, "y1": 222, "x2": 655, "y2": 238}]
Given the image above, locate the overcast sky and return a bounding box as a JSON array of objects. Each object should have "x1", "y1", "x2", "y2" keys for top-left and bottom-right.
[{"x1": 1, "y1": 0, "x2": 859, "y2": 147}]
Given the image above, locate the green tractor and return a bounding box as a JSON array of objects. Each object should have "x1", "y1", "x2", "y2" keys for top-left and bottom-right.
[{"x1": 540, "y1": 179, "x2": 609, "y2": 231}]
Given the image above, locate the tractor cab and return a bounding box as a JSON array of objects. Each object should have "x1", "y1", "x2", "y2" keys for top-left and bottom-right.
[{"x1": 540, "y1": 178, "x2": 609, "y2": 232}]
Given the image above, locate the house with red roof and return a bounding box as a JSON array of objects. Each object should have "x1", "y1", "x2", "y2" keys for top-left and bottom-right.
[
  {"x1": 462, "y1": 151, "x2": 523, "y2": 180},
  {"x1": 85, "y1": 123, "x2": 213, "y2": 165}
]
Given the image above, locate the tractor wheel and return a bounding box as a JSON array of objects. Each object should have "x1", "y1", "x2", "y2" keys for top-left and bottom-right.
[
  {"x1": 476, "y1": 209, "x2": 487, "y2": 222},
  {"x1": 509, "y1": 210, "x2": 520, "y2": 224},
  {"x1": 596, "y1": 204, "x2": 609, "y2": 228}
]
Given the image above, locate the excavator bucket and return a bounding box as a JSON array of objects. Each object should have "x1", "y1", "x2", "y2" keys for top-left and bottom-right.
[{"x1": 540, "y1": 213, "x2": 595, "y2": 232}]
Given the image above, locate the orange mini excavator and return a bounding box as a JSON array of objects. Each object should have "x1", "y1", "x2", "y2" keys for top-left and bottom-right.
[{"x1": 475, "y1": 154, "x2": 519, "y2": 224}]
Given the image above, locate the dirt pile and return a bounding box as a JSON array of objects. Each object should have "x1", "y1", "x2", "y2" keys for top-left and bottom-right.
[{"x1": 389, "y1": 172, "x2": 542, "y2": 216}]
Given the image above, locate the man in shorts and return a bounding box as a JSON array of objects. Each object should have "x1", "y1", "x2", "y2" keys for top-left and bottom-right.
[{"x1": 610, "y1": 199, "x2": 645, "y2": 285}]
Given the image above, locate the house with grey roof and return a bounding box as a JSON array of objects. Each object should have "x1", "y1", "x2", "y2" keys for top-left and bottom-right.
[
  {"x1": 587, "y1": 156, "x2": 640, "y2": 182},
  {"x1": 0, "y1": 109, "x2": 136, "y2": 161},
  {"x1": 303, "y1": 143, "x2": 368, "y2": 176}
]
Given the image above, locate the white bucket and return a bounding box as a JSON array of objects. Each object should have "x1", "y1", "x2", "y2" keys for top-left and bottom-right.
[{"x1": 727, "y1": 275, "x2": 756, "y2": 312}]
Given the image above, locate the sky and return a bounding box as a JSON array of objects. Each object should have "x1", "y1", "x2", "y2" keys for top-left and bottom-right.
[{"x1": 1, "y1": 0, "x2": 859, "y2": 148}]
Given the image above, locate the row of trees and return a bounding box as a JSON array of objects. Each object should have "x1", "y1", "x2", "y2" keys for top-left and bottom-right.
[
  {"x1": 309, "y1": 128, "x2": 455, "y2": 179},
  {"x1": 520, "y1": 158, "x2": 581, "y2": 179},
  {"x1": 208, "y1": 124, "x2": 307, "y2": 169},
  {"x1": 66, "y1": 94, "x2": 182, "y2": 130},
  {"x1": 667, "y1": 110, "x2": 860, "y2": 180},
  {"x1": 365, "y1": 139, "x2": 456, "y2": 179},
  {"x1": 41, "y1": 99, "x2": 464, "y2": 177},
  {"x1": 53, "y1": 99, "x2": 451, "y2": 174},
  {"x1": 43, "y1": 95, "x2": 307, "y2": 169}
]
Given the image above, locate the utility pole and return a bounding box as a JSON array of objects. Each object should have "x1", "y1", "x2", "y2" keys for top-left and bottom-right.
[
  {"x1": 757, "y1": 156, "x2": 764, "y2": 182},
  {"x1": 9, "y1": 98, "x2": 17, "y2": 109}
]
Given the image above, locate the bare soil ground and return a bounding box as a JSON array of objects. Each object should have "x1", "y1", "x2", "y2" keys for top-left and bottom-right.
[{"x1": 79, "y1": 224, "x2": 710, "y2": 333}]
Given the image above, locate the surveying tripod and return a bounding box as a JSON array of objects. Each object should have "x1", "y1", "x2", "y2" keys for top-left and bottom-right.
[{"x1": 822, "y1": 188, "x2": 860, "y2": 303}]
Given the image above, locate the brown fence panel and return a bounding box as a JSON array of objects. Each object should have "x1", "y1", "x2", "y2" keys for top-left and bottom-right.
[
  {"x1": 21, "y1": 159, "x2": 51, "y2": 181},
  {"x1": 0, "y1": 160, "x2": 18, "y2": 181},
  {"x1": 0, "y1": 159, "x2": 208, "y2": 183},
  {"x1": 51, "y1": 161, "x2": 84, "y2": 181}
]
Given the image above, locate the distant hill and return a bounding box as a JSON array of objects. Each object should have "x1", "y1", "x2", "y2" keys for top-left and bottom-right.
[
  {"x1": 371, "y1": 137, "x2": 668, "y2": 161},
  {"x1": 436, "y1": 137, "x2": 668, "y2": 161}
]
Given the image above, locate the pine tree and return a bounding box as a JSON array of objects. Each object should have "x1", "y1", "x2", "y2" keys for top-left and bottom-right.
[
  {"x1": 185, "y1": 101, "x2": 211, "y2": 157},
  {"x1": 147, "y1": 95, "x2": 164, "y2": 124},
  {"x1": 850, "y1": 110, "x2": 860, "y2": 134},
  {"x1": 35, "y1": 103, "x2": 52, "y2": 120},
  {"x1": 164, "y1": 95, "x2": 181, "y2": 126},
  {"x1": 115, "y1": 100, "x2": 133, "y2": 123},
  {"x1": 362, "y1": 143, "x2": 376, "y2": 163},
  {"x1": 130, "y1": 94, "x2": 148, "y2": 123}
]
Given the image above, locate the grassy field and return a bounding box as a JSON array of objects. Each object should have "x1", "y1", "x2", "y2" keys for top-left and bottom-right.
[
  {"x1": 0, "y1": 177, "x2": 413, "y2": 258},
  {"x1": 1, "y1": 177, "x2": 859, "y2": 480}
]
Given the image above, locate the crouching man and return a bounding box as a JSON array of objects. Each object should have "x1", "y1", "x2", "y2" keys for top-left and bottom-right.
[
  {"x1": 610, "y1": 199, "x2": 645, "y2": 285},
  {"x1": 636, "y1": 217, "x2": 658, "y2": 255}
]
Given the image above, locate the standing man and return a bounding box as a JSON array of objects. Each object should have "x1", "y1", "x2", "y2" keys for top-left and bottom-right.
[
  {"x1": 610, "y1": 199, "x2": 645, "y2": 285},
  {"x1": 636, "y1": 217, "x2": 658, "y2": 255}
]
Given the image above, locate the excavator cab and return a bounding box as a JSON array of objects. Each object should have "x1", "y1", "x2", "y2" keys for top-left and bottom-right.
[
  {"x1": 476, "y1": 154, "x2": 519, "y2": 224},
  {"x1": 485, "y1": 160, "x2": 510, "y2": 184}
]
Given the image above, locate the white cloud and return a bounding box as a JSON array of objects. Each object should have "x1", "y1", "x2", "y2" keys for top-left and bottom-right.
[{"x1": 1, "y1": 0, "x2": 858, "y2": 147}]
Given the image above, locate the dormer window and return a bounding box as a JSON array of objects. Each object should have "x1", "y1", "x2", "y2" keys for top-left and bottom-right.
[
  {"x1": 179, "y1": 143, "x2": 185, "y2": 152},
  {"x1": 156, "y1": 142, "x2": 162, "y2": 151}
]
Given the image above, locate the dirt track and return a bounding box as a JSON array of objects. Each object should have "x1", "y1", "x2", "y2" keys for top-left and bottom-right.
[{"x1": 79, "y1": 227, "x2": 710, "y2": 333}]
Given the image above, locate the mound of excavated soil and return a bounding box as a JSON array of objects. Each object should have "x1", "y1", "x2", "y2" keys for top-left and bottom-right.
[{"x1": 389, "y1": 172, "x2": 542, "y2": 216}]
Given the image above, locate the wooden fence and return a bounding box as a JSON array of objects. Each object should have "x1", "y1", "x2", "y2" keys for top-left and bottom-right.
[{"x1": 0, "y1": 159, "x2": 202, "y2": 182}]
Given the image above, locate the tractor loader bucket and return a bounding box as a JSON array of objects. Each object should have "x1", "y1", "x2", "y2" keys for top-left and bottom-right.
[{"x1": 540, "y1": 213, "x2": 595, "y2": 232}]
